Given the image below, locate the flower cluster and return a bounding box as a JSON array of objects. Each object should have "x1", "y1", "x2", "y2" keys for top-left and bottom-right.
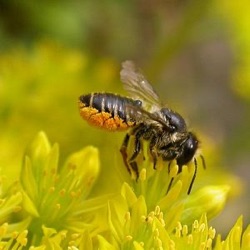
[{"x1": 0, "y1": 132, "x2": 249, "y2": 249}]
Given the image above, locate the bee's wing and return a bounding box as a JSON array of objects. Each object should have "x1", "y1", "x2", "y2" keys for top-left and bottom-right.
[
  {"x1": 125, "y1": 104, "x2": 173, "y2": 132},
  {"x1": 120, "y1": 61, "x2": 161, "y2": 110}
]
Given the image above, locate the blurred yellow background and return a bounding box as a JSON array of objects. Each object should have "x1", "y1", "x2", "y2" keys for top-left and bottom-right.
[{"x1": 0, "y1": 0, "x2": 250, "y2": 237}]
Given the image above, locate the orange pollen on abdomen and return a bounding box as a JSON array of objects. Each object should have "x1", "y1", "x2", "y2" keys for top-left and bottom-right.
[{"x1": 79, "y1": 105, "x2": 135, "y2": 131}]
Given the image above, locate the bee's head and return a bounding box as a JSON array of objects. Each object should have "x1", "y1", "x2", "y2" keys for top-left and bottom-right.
[
  {"x1": 177, "y1": 132, "x2": 199, "y2": 166},
  {"x1": 160, "y1": 108, "x2": 187, "y2": 132}
]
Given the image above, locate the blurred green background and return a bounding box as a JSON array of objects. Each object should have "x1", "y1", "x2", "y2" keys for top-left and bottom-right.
[{"x1": 0, "y1": 0, "x2": 250, "y2": 236}]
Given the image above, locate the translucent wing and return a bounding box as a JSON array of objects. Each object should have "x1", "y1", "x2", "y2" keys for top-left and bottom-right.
[
  {"x1": 125, "y1": 104, "x2": 174, "y2": 132},
  {"x1": 120, "y1": 61, "x2": 161, "y2": 110}
]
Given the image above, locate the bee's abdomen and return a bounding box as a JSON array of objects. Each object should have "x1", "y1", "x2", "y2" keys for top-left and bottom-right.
[{"x1": 79, "y1": 93, "x2": 141, "y2": 131}]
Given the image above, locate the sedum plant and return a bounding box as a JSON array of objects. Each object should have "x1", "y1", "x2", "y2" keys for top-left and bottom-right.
[{"x1": 0, "y1": 131, "x2": 249, "y2": 249}]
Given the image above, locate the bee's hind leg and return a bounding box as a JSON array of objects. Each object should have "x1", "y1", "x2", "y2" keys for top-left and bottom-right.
[
  {"x1": 128, "y1": 131, "x2": 144, "y2": 180},
  {"x1": 129, "y1": 134, "x2": 142, "y2": 162},
  {"x1": 120, "y1": 133, "x2": 140, "y2": 180},
  {"x1": 120, "y1": 133, "x2": 131, "y2": 175},
  {"x1": 130, "y1": 161, "x2": 140, "y2": 181}
]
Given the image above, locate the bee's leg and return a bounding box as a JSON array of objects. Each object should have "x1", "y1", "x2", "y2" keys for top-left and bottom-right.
[
  {"x1": 167, "y1": 177, "x2": 174, "y2": 194},
  {"x1": 177, "y1": 164, "x2": 183, "y2": 174},
  {"x1": 187, "y1": 158, "x2": 198, "y2": 195},
  {"x1": 120, "y1": 133, "x2": 139, "y2": 180},
  {"x1": 129, "y1": 124, "x2": 148, "y2": 162},
  {"x1": 120, "y1": 133, "x2": 131, "y2": 175},
  {"x1": 128, "y1": 132, "x2": 144, "y2": 180},
  {"x1": 151, "y1": 149, "x2": 158, "y2": 169},
  {"x1": 129, "y1": 135, "x2": 142, "y2": 162},
  {"x1": 130, "y1": 161, "x2": 139, "y2": 181},
  {"x1": 121, "y1": 124, "x2": 150, "y2": 180},
  {"x1": 168, "y1": 162, "x2": 171, "y2": 173},
  {"x1": 128, "y1": 124, "x2": 153, "y2": 180},
  {"x1": 149, "y1": 137, "x2": 158, "y2": 169}
]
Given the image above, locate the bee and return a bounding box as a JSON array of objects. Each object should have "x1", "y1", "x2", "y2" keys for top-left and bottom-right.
[{"x1": 79, "y1": 61, "x2": 205, "y2": 194}]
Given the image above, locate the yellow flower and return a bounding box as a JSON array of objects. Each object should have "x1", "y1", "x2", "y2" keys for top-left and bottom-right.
[
  {"x1": 214, "y1": 216, "x2": 250, "y2": 249},
  {"x1": 106, "y1": 156, "x2": 232, "y2": 249},
  {"x1": 17, "y1": 131, "x2": 110, "y2": 248},
  {"x1": 0, "y1": 131, "x2": 249, "y2": 249}
]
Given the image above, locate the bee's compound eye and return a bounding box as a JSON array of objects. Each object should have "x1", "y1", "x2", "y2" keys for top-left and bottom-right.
[{"x1": 177, "y1": 133, "x2": 198, "y2": 166}]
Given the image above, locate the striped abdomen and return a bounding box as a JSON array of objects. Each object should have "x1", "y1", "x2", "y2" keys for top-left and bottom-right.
[{"x1": 79, "y1": 93, "x2": 142, "y2": 131}]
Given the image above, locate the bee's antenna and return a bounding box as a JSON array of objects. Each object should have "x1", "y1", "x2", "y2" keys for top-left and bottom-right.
[
  {"x1": 187, "y1": 158, "x2": 198, "y2": 195},
  {"x1": 200, "y1": 154, "x2": 206, "y2": 170}
]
